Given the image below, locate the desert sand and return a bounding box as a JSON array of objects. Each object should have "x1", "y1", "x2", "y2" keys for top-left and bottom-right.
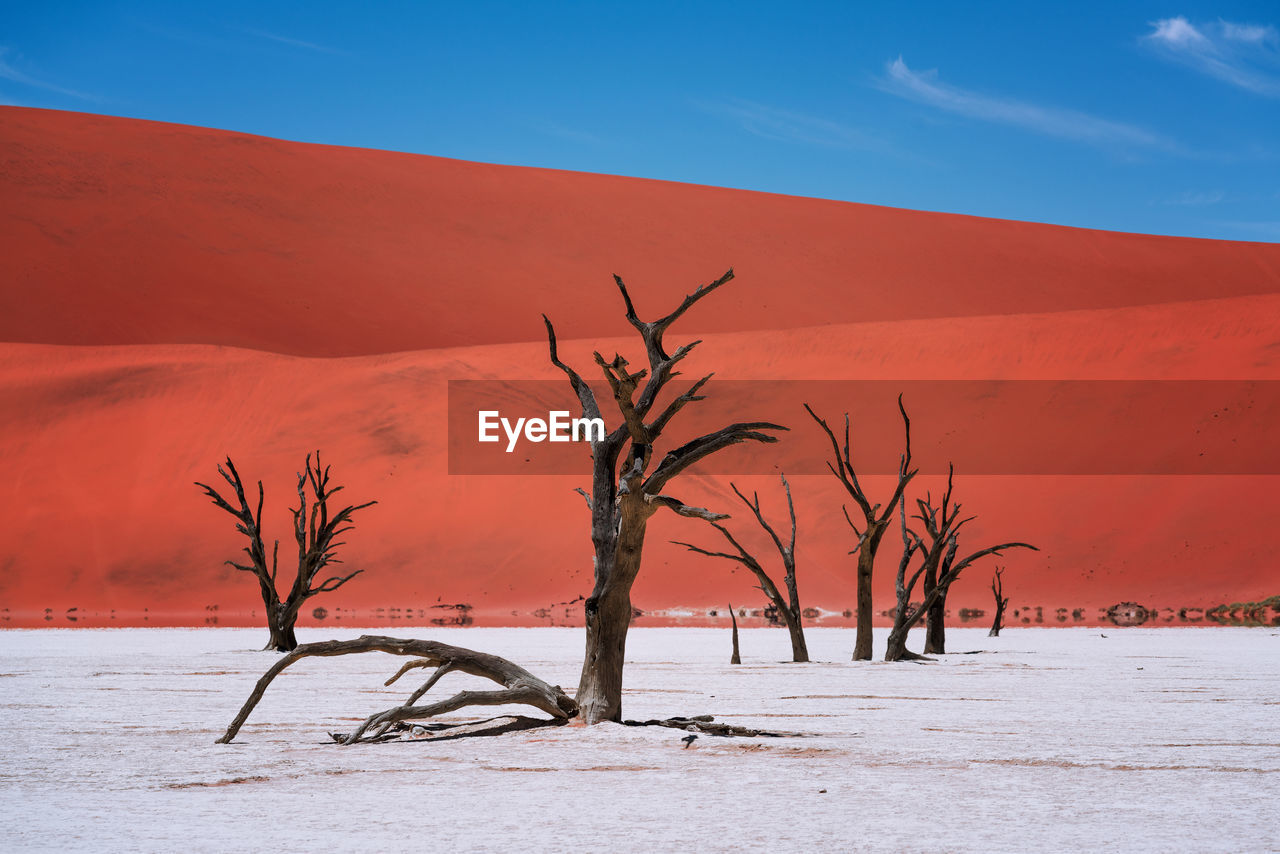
[{"x1": 1, "y1": 106, "x2": 1277, "y2": 627}]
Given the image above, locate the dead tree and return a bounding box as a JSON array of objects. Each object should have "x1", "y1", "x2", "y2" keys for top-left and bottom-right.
[
  {"x1": 673, "y1": 475, "x2": 809, "y2": 662},
  {"x1": 216, "y1": 636, "x2": 578, "y2": 744},
  {"x1": 917, "y1": 467, "x2": 1029, "y2": 654},
  {"x1": 884, "y1": 492, "x2": 1037, "y2": 662},
  {"x1": 216, "y1": 270, "x2": 789, "y2": 741},
  {"x1": 728, "y1": 603, "x2": 741, "y2": 664},
  {"x1": 919, "y1": 464, "x2": 958, "y2": 655},
  {"x1": 884, "y1": 495, "x2": 928, "y2": 661},
  {"x1": 196, "y1": 452, "x2": 375, "y2": 652},
  {"x1": 216, "y1": 634, "x2": 800, "y2": 744},
  {"x1": 544, "y1": 269, "x2": 786, "y2": 723},
  {"x1": 806, "y1": 397, "x2": 915, "y2": 660},
  {"x1": 989, "y1": 567, "x2": 1009, "y2": 637}
]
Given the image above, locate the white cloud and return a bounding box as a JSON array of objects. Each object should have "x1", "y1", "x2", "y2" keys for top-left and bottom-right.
[
  {"x1": 0, "y1": 49, "x2": 97, "y2": 101},
  {"x1": 1151, "y1": 17, "x2": 1211, "y2": 48},
  {"x1": 1144, "y1": 16, "x2": 1280, "y2": 96},
  {"x1": 1221, "y1": 21, "x2": 1277, "y2": 44},
  {"x1": 878, "y1": 57, "x2": 1170, "y2": 149}
]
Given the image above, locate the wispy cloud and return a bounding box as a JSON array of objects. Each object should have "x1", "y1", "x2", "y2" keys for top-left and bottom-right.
[
  {"x1": 696, "y1": 98, "x2": 881, "y2": 150},
  {"x1": 878, "y1": 57, "x2": 1170, "y2": 150},
  {"x1": 1144, "y1": 16, "x2": 1280, "y2": 96},
  {"x1": 0, "y1": 48, "x2": 97, "y2": 101},
  {"x1": 243, "y1": 27, "x2": 348, "y2": 56}
]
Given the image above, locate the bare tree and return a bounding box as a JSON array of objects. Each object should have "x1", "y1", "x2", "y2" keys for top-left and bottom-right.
[
  {"x1": 806, "y1": 397, "x2": 916, "y2": 660},
  {"x1": 216, "y1": 270, "x2": 795, "y2": 742},
  {"x1": 989, "y1": 567, "x2": 1009, "y2": 637},
  {"x1": 884, "y1": 494, "x2": 928, "y2": 661},
  {"x1": 673, "y1": 475, "x2": 809, "y2": 662},
  {"x1": 728, "y1": 603, "x2": 741, "y2": 664},
  {"x1": 884, "y1": 490, "x2": 1037, "y2": 662},
  {"x1": 544, "y1": 269, "x2": 787, "y2": 723},
  {"x1": 919, "y1": 465, "x2": 959, "y2": 655},
  {"x1": 196, "y1": 452, "x2": 375, "y2": 652}
]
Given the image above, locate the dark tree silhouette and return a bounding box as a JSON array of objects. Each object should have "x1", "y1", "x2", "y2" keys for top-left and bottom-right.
[
  {"x1": 216, "y1": 270, "x2": 800, "y2": 742},
  {"x1": 919, "y1": 465, "x2": 959, "y2": 655},
  {"x1": 884, "y1": 488, "x2": 1037, "y2": 662},
  {"x1": 806, "y1": 396, "x2": 916, "y2": 660},
  {"x1": 989, "y1": 567, "x2": 1009, "y2": 637},
  {"x1": 544, "y1": 268, "x2": 787, "y2": 723},
  {"x1": 728, "y1": 602, "x2": 742, "y2": 664},
  {"x1": 674, "y1": 475, "x2": 809, "y2": 662},
  {"x1": 196, "y1": 452, "x2": 375, "y2": 652}
]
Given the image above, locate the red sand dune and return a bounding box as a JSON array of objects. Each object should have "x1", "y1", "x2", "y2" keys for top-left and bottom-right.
[{"x1": 1, "y1": 106, "x2": 1277, "y2": 630}]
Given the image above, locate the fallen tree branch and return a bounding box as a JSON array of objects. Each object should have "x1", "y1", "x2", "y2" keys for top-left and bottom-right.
[
  {"x1": 330, "y1": 715, "x2": 569, "y2": 744},
  {"x1": 216, "y1": 635, "x2": 577, "y2": 744}
]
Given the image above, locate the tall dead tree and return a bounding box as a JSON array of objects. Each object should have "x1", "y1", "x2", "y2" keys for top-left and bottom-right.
[
  {"x1": 806, "y1": 397, "x2": 916, "y2": 660},
  {"x1": 919, "y1": 465, "x2": 959, "y2": 655},
  {"x1": 545, "y1": 269, "x2": 786, "y2": 723},
  {"x1": 673, "y1": 475, "x2": 809, "y2": 662},
  {"x1": 989, "y1": 567, "x2": 1009, "y2": 637},
  {"x1": 196, "y1": 452, "x2": 375, "y2": 652},
  {"x1": 884, "y1": 490, "x2": 1037, "y2": 661}
]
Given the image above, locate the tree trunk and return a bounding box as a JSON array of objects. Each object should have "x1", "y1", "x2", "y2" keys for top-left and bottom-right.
[
  {"x1": 576, "y1": 586, "x2": 633, "y2": 724},
  {"x1": 782, "y1": 606, "x2": 809, "y2": 663},
  {"x1": 261, "y1": 594, "x2": 297, "y2": 652},
  {"x1": 885, "y1": 615, "x2": 931, "y2": 662},
  {"x1": 989, "y1": 594, "x2": 1006, "y2": 637},
  {"x1": 265, "y1": 620, "x2": 297, "y2": 652},
  {"x1": 923, "y1": 586, "x2": 947, "y2": 654},
  {"x1": 575, "y1": 511, "x2": 648, "y2": 725},
  {"x1": 729, "y1": 605, "x2": 741, "y2": 664},
  {"x1": 884, "y1": 623, "x2": 909, "y2": 662},
  {"x1": 989, "y1": 569, "x2": 1007, "y2": 637},
  {"x1": 853, "y1": 548, "x2": 874, "y2": 660}
]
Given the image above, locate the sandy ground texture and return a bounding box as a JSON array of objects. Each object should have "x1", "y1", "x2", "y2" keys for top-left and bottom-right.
[{"x1": 2, "y1": 626, "x2": 1277, "y2": 853}]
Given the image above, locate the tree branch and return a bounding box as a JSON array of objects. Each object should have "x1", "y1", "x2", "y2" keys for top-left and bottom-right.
[{"x1": 644, "y1": 421, "x2": 787, "y2": 493}]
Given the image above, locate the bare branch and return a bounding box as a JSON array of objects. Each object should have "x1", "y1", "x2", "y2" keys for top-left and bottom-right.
[
  {"x1": 647, "y1": 372, "x2": 713, "y2": 436},
  {"x1": 309, "y1": 569, "x2": 364, "y2": 596},
  {"x1": 543, "y1": 314, "x2": 604, "y2": 424},
  {"x1": 217, "y1": 636, "x2": 578, "y2": 744},
  {"x1": 671, "y1": 540, "x2": 750, "y2": 564},
  {"x1": 645, "y1": 493, "x2": 729, "y2": 521},
  {"x1": 645, "y1": 421, "x2": 787, "y2": 493},
  {"x1": 653, "y1": 268, "x2": 735, "y2": 338}
]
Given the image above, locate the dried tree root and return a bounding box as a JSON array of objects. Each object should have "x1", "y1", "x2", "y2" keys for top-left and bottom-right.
[
  {"x1": 216, "y1": 635, "x2": 577, "y2": 744},
  {"x1": 330, "y1": 714, "x2": 569, "y2": 744},
  {"x1": 623, "y1": 715, "x2": 807, "y2": 738}
]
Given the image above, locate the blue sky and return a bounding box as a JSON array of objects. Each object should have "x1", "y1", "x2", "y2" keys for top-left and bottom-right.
[{"x1": 2, "y1": 1, "x2": 1277, "y2": 241}]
